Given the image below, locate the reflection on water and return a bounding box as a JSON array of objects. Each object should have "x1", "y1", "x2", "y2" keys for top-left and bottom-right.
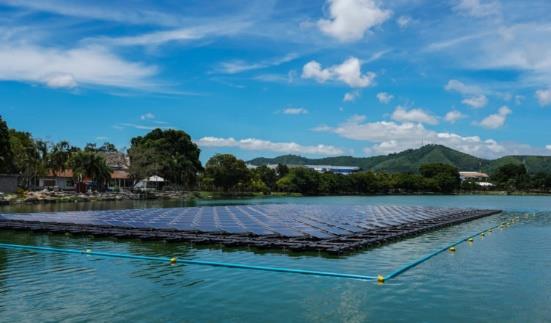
[{"x1": 0, "y1": 196, "x2": 550, "y2": 322}]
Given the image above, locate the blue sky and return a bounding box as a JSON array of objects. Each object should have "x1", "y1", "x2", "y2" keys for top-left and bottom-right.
[{"x1": 1, "y1": 0, "x2": 551, "y2": 162}]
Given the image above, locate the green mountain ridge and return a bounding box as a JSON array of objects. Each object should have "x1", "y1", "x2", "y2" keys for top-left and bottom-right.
[{"x1": 247, "y1": 144, "x2": 551, "y2": 174}]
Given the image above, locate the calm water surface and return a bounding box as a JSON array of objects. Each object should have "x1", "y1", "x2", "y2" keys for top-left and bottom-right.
[{"x1": 1, "y1": 195, "x2": 550, "y2": 322}]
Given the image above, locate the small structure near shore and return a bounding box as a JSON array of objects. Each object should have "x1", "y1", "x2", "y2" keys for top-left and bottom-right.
[
  {"x1": 0, "y1": 174, "x2": 18, "y2": 193},
  {"x1": 0, "y1": 204, "x2": 500, "y2": 254}
]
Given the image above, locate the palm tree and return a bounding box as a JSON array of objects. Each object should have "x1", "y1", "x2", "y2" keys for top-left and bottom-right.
[{"x1": 69, "y1": 151, "x2": 111, "y2": 192}]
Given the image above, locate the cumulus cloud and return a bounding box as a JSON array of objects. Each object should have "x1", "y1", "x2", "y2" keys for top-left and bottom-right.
[
  {"x1": 391, "y1": 106, "x2": 438, "y2": 125},
  {"x1": 444, "y1": 110, "x2": 466, "y2": 123},
  {"x1": 445, "y1": 79, "x2": 481, "y2": 95},
  {"x1": 546, "y1": 145, "x2": 551, "y2": 151},
  {"x1": 302, "y1": 57, "x2": 376, "y2": 88},
  {"x1": 313, "y1": 114, "x2": 520, "y2": 158},
  {"x1": 196, "y1": 137, "x2": 343, "y2": 156},
  {"x1": 462, "y1": 95, "x2": 488, "y2": 108},
  {"x1": 453, "y1": 0, "x2": 501, "y2": 18},
  {"x1": 536, "y1": 89, "x2": 551, "y2": 106},
  {"x1": 282, "y1": 107, "x2": 308, "y2": 115},
  {"x1": 343, "y1": 91, "x2": 360, "y2": 102},
  {"x1": 317, "y1": 0, "x2": 391, "y2": 42},
  {"x1": 445, "y1": 79, "x2": 488, "y2": 108},
  {"x1": 0, "y1": 43, "x2": 157, "y2": 90},
  {"x1": 479, "y1": 106, "x2": 512, "y2": 129},
  {"x1": 302, "y1": 61, "x2": 332, "y2": 82},
  {"x1": 376, "y1": 92, "x2": 393, "y2": 104}
]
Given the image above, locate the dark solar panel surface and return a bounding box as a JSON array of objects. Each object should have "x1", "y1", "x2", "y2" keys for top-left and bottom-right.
[{"x1": 0, "y1": 204, "x2": 475, "y2": 239}]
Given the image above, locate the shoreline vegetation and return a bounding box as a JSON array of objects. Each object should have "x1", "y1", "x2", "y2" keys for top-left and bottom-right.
[{"x1": 2, "y1": 116, "x2": 551, "y2": 207}]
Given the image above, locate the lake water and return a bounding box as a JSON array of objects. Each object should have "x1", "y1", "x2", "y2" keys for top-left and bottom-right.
[{"x1": 1, "y1": 195, "x2": 550, "y2": 322}]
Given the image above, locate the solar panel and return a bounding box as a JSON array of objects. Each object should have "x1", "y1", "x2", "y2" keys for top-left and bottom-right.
[{"x1": 0, "y1": 204, "x2": 500, "y2": 249}]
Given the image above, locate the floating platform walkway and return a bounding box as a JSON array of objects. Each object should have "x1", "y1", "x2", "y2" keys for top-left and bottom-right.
[{"x1": 0, "y1": 204, "x2": 500, "y2": 254}]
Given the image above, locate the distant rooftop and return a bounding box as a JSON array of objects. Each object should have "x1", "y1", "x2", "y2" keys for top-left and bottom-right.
[{"x1": 459, "y1": 171, "x2": 489, "y2": 178}]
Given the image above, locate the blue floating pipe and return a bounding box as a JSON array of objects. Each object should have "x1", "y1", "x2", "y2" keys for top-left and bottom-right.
[
  {"x1": 0, "y1": 214, "x2": 526, "y2": 283},
  {"x1": 0, "y1": 243, "x2": 376, "y2": 281},
  {"x1": 384, "y1": 220, "x2": 509, "y2": 281}
]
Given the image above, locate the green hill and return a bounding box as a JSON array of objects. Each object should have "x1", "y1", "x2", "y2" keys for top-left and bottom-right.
[{"x1": 247, "y1": 144, "x2": 551, "y2": 174}]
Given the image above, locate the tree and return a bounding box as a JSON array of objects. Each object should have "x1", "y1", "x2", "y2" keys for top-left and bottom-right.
[
  {"x1": 0, "y1": 115, "x2": 15, "y2": 173},
  {"x1": 419, "y1": 163, "x2": 460, "y2": 193},
  {"x1": 128, "y1": 129, "x2": 202, "y2": 189},
  {"x1": 204, "y1": 154, "x2": 251, "y2": 192},
  {"x1": 254, "y1": 165, "x2": 277, "y2": 191},
  {"x1": 276, "y1": 163, "x2": 289, "y2": 179},
  {"x1": 492, "y1": 163, "x2": 528, "y2": 191},
  {"x1": 69, "y1": 151, "x2": 111, "y2": 192},
  {"x1": 9, "y1": 130, "x2": 46, "y2": 188},
  {"x1": 48, "y1": 141, "x2": 79, "y2": 175},
  {"x1": 84, "y1": 142, "x2": 118, "y2": 153},
  {"x1": 276, "y1": 167, "x2": 320, "y2": 195}
]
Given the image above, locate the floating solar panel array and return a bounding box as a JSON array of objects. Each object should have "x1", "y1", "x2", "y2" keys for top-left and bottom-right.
[{"x1": 0, "y1": 204, "x2": 501, "y2": 253}]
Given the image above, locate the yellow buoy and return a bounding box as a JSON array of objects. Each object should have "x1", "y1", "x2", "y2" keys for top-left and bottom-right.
[
  {"x1": 449, "y1": 246, "x2": 456, "y2": 252},
  {"x1": 170, "y1": 257, "x2": 177, "y2": 264},
  {"x1": 467, "y1": 238, "x2": 474, "y2": 243},
  {"x1": 377, "y1": 275, "x2": 385, "y2": 284}
]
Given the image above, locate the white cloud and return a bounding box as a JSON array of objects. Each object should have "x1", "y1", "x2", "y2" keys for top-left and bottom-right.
[
  {"x1": 140, "y1": 113, "x2": 155, "y2": 120},
  {"x1": 432, "y1": 25, "x2": 551, "y2": 89},
  {"x1": 445, "y1": 79, "x2": 481, "y2": 95},
  {"x1": 444, "y1": 110, "x2": 466, "y2": 123},
  {"x1": 313, "y1": 114, "x2": 525, "y2": 158},
  {"x1": 546, "y1": 145, "x2": 551, "y2": 151},
  {"x1": 0, "y1": 43, "x2": 157, "y2": 90},
  {"x1": 302, "y1": 61, "x2": 332, "y2": 83},
  {"x1": 196, "y1": 137, "x2": 343, "y2": 156},
  {"x1": 282, "y1": 107, "x2": 308, "y2": 115},
  {"x1": 479, "y1": 106, "x2": 512, "y2": 129},
  {"x1": 396, "y1": 15, "x2": 412, "y2": 29},
  {"x1": 343, "y1": 91, "x2": 360, "y2": 102},
  {"x1": 445, "y1": 80, "x2": 488, "y2": 108},
  {"x1": 535, "y1": 89, "x2": 551, "y2": 106},
  {"x1": 391, "y1": 106, "x2": 438, "y2": 125},
  {"x1": 45, "y1": 73, "x2": 77, "y2": 89},
  {"x1": 215, "y1": 53, "x2": 298, "y2": 74},
  {"x1": 376, "y1": 92, "x2": 393, "y2": 104},
  {"x1": 1, "y1": 0, "x2": 183, "y2": 26},
  {"x1": 453, "y1": 0, "x2": 501, "y2": 18},
  {"x1": 91, "y1": 23, "x2": 248, "y2": 47},
  {"x1": 317, "y1": 0, "x2": 391, "y2": 42},
  {"x1": 302, "y1": 57, "x2": 376, "y2": 88},
  {"x1": 462, "y1": 95, "x2": 488, "y2": 108}
]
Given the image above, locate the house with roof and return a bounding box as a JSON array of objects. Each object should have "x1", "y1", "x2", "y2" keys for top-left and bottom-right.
[
  {"x1": 459, "y1": 171, "x2": 494, "y2": 188},
  {"x1": 39, "y1": 170, "x2": 77, "y2": 190},
  {"x1": 38, "y1": 152, "x2": 134, "y2": 191}
]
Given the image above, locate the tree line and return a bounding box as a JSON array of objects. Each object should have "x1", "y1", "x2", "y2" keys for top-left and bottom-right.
[
  {"x1": 2, "y1": 115, "x2": 551, "y2": 194},
  {"x1": 199, "y1": 154, "x2": 463, "y2": 195},
  {"x1": 1, "y1": 115, "x2": 114, "y2": 190}
]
